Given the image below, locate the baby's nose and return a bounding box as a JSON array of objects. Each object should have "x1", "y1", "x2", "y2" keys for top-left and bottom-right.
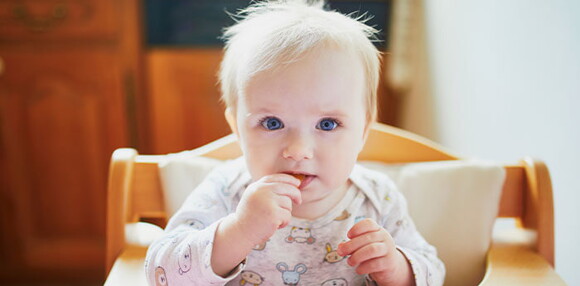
[{"x1": 282, "y1": 133, "x2": 313, "y2": 161}]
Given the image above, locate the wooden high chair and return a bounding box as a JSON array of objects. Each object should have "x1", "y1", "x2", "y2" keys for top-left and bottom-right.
[{"x1": 104, "y1": 122, "x2": 565, "y2": 285}]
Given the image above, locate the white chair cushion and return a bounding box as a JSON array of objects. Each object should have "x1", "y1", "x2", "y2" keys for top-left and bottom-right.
[
  {"x1": 158, "y1": 155, "x2": 505, "y2": 286},
  {"x1": 158, "y1": 151, "x2": 223, "y2": 215},
  {"x1": 361, "y1": 160, "x2": 505, "y2": 286}
]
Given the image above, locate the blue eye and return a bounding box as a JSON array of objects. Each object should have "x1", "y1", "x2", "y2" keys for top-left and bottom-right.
[
  {"x1": 261, "y1": 117, "x2": 284, "y2": 130},
  {"x1": 317, "y1": 118, "x2": 338, "y2": 131}
]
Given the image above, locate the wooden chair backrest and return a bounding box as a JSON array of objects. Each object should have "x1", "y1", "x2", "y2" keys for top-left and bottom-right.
[{"x1": 106, "y1": 123, "x2": 555, "y2": 273}]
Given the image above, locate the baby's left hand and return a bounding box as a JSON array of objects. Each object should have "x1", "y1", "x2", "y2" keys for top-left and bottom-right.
[{"x1": 337, "y1": 218, "x2": 414, "y2": 286}]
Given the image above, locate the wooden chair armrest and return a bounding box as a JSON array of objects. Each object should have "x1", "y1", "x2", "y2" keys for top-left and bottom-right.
[
  {"x1": 480, "y1": 229, "x2": 566, "y2": 285},
  {"x1": 104, "y1": 245, "x2": 148, "y2": 286},
  {"x1": 105, "y1": 223, "x2": 164, "y2": 285}
]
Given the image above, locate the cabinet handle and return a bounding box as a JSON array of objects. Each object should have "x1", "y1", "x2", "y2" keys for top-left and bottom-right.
[
  {"x1": 0, "y1": 57, "x2": 4, "y2": 76},
  {"x1": 12, "y1": 2, "x2": 68, "y2": 33}
]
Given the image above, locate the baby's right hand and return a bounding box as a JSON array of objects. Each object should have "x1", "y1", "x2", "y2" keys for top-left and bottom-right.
[{"x1": 233, "y1": 174, "x2": 302, "y2": 246}]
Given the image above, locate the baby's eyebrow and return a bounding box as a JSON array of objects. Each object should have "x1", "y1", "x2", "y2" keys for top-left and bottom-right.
[
  {"x1": 248, "y1": 107, "x2": 278, "y2": 115},
  {"x1": 246, "y1": 106, "x2": 350, "y2": 119},
  {"x1": 245, "y1": 111, "x2": 280, "y2": 122},
  {"x1": 319, "y1": 110, "x2": 349, "y2": 118}
]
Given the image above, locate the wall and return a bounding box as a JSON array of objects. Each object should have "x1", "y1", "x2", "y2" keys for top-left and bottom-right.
[{"x1": 400, "y1": 0, "x2": 580, "y2": 284}]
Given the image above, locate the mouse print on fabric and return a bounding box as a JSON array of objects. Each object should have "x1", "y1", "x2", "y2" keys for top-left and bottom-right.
[
  {"x1": 177, "y1": 244, "x2": 192, "y2": 275},
  {"x1": 276, "y1": 262, "x2": 307, "y2": 286},
  {"x1": 321, "y1": 278, "x2": 348, "y2": 286}
]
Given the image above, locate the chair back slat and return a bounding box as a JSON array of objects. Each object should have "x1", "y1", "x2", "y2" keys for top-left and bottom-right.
[
  {"x1": 130, "y1": 160, "x2": 165, "y2": 223},
  {"x1": 498, "y1": 166, "x2": 525, "y2": 218}
]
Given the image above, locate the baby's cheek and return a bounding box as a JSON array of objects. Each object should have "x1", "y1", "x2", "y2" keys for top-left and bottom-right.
[{"x1": 322, "y1": 168, "x2": 351, "y2": 188}]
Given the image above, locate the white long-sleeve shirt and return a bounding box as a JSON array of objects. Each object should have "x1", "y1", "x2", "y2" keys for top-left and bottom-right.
[{"x1": 145, "y1": 158, "x2": 445, "y2": 285}]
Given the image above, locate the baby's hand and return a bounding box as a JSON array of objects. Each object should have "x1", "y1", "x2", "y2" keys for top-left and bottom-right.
[
  {"x1": 233, "y1": 174, "x2": 302, "y2": 246},
  {"x1": 337, "y1": 219, "x2": 414, "y2": 286}
]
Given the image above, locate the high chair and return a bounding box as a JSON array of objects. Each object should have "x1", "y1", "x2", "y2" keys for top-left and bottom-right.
[{"x1": 104, "y1": 122, "x2": 565, "y2": 285}]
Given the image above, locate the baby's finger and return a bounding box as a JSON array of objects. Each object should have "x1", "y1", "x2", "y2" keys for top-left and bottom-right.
[
  {"x1": 261, "y1": 173, "x2": 301, "y2": 187},
  {"x1": 337, "y1": 228, "x2": 387, "y2": 256},
  {"x1": 354, "y1": 257, "x2": 389, "y2": 276},
  {"x1": 347, "y1": 218, "x2": 381, "y2": 239},
  {"x1": 346, "y1": 242, "x2": 388, "y2": 267},
  {"x1": 271, "y1": 183, "x2": 302, "y2": 205},
  {"x1": 273, "y1": 192, "x2": 294, "y2": 212},
  {"x1": 277, "y1": 208, "x2": 292, "y2": 229}
]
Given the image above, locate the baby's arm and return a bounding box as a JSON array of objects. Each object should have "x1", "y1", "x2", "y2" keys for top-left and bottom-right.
[
  {"x1": 144, "y1": 177, "x2": 232, "y2": 286},
  {"x1": 211, "y1": 174, "x2": 302, "y2": 276},
  {"x1": 145, "y1": 167, "x2": 302, "y2": 285},
  {"x1": 144, "y1": 162, "x2": 246, "y2": 285}
]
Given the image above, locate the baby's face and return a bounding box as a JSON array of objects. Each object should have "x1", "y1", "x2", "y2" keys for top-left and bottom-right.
[{"x1": 233, "y1": 47, "x2": 368, "y2": 207}]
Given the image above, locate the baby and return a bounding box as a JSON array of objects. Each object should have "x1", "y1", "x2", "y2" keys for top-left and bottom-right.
[{"x1": 145, "y1": 1, "x2": 444, "y2": 285}]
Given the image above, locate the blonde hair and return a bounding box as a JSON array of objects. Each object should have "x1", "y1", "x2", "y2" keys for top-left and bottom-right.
[{"x1": 219, "y1": 0, "x2": 381, "y2": 123}]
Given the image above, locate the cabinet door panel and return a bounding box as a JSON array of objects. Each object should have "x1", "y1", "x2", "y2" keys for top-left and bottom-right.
[
  {"x1": 0, "y1": 48, "x2": 128, "y2": 281},
  {"x1": 147, "y1": 49, "x2": 231, "y2": 153},
  {"x1": 0, "y1": 0, "x2": 120, "y2": 41}
]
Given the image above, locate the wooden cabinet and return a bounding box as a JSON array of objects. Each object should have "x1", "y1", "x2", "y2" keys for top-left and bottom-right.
[
  {"x1": 146, "y1": 49, "x2": 232, "y2": 154},
  {"x1": 0, "y1": 0, "x2": 142, "y2": 283},
  {"x1": 0, "y1": 1, "x2": 119, "y2": 40}
]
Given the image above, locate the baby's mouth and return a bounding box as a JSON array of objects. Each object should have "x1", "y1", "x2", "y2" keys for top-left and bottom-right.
[
  {"x1": 299, "y1": 175, "x2": 315, "y2": 189},
  {"x1": 288, "y1": 173, "x2": 315, "y2": 189}
]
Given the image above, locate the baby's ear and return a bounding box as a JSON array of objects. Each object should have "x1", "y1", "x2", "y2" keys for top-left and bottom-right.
[{"x1": 225, "y1": 107, "x2": 239, "y2": 136}]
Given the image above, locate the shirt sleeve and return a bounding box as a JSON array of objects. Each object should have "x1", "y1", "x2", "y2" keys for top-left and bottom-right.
[
  {"x1": 144, "y1": 161, "x2": 246, "y2": 286},
  {"x1": 381, "y1": 184, "x2": 446, "y2": 286}
]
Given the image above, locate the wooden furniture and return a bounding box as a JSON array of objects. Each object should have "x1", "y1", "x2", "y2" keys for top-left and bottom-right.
[
  {"x1": 0, "y1": 0, "x2": 143, "y2": 283},
  {"x1": 105, "y1": 122, "x2": 565, "y2": 285},
  {"x1": 146, "y1": 49, "x2": 232, "y2": 153}
]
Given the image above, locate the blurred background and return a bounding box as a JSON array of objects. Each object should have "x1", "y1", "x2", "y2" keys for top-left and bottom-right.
[{"x1": 0, "y1": 0, "x2": 577, "y2": 285}]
